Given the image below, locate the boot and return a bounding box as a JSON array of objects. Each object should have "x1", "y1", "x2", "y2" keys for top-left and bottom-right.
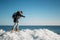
[{"x1": 11, "y1": 27, "x2": 14, "y2": 32}]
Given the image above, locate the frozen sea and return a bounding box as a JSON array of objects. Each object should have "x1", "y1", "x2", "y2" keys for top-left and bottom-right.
[{"x1": 0, "y1": 25, "x2": 60, "y2": 40}]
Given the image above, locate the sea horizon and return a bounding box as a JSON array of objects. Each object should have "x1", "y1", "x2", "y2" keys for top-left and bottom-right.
[{"x1": 0, "y1": 25, "x2": 60, "y2": 26}]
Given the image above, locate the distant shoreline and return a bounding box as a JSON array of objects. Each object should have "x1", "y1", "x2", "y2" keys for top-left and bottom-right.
[{"x1": 0, "y1": 25, "x2": 60, "y2": 27}]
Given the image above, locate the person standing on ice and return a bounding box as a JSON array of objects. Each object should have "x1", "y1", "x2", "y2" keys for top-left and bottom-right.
[{"x1": 11, "y1": 11, "x2": 25, "y2": 32}]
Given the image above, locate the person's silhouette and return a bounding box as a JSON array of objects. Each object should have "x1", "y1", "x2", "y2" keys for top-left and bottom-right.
[{"x1": 11, "y1": 11, "x2": 25, "y2": 32}]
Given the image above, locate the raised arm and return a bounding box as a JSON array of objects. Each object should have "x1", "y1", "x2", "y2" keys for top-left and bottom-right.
[{"x1": 21, "y1": 15, "x2": 25, "y2": 18}]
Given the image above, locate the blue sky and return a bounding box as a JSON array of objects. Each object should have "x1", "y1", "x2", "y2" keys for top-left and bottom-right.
[{"x1": 0, "y1": 0, "x2": 60, "y2": 25}]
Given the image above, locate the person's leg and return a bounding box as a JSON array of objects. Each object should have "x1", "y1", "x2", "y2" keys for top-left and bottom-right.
[
  {"x1": 16, "y1": 22, "x2": 19, "y2": 32},
  {"x1": 14, "y1": 23, "x2": 17, "y2": 29},
  {"x1": 11, "y1": 23, "x2": 17, "y2": 32}
]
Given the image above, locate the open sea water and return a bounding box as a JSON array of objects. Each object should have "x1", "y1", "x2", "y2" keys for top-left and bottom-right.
[{"x1": 0, "y1": 25, "x2": 60, "y2": 34}]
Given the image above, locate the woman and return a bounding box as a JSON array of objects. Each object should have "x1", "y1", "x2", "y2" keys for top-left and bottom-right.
[{"x1": 11, "y1": 11, "x2": 25, "y2": 32}]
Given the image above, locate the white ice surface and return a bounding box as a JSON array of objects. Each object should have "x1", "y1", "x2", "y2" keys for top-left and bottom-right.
[{"x1": 0, "y1": 29, "x2": 60, "y2": 40}]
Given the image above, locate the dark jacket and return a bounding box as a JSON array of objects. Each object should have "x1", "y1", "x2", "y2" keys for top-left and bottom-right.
[{"x1": 12, "y1": 11, "x2": 25, "y2": 23}]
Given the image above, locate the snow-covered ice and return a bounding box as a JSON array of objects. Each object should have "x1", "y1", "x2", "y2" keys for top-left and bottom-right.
[{"x1": 0, "y1": 29, "x2": 60, "y2": 40}]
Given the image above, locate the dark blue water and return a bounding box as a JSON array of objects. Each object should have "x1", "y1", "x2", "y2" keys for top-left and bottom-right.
[{"x1": 0, "y1": 25, "x2": 60, "y2": 34}]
